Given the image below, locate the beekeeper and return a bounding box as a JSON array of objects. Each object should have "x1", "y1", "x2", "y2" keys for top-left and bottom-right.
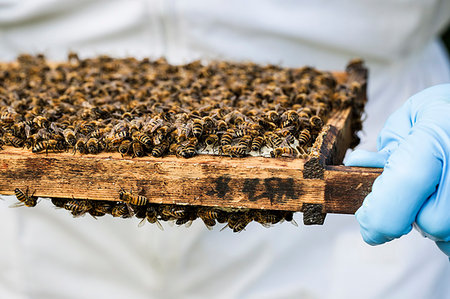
[{"x1": 0, "y1": 1, "x2": 449, "y2": 298}]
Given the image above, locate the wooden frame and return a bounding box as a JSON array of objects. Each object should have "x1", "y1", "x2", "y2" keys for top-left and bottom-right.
[{"x1": 0, "y1": 61, "x2": 382, "y2": 225}]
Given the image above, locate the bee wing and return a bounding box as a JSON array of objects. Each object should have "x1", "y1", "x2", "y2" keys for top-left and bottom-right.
[
  {"x1": 150, "y1": 118, "x2": 164, "y2": 133},
  {"x1": 289, "y1": 218, "x2": 299, "y2": 227},
  {"x1": 25, "y1": 125, "x2": 31, "y2": 138},
  {"x1": 50, "y1": 122, "x2": 62, "y2": 134},
  {"x1": 260, "y1": 222, "x2": 273, "y2": 228},
  {"x1": 184, "y1": 220, "x2": 193, "y2": 228},
  {"x1": 138, "y1": 218, "x2": 146, "y2": 228},
  {"x1": 72, "y1": 210, "x2": 88, "y2": 218},
  {"x1": 204, "y1": 223, "x2": 214, "y2": 231},
  {"x1": 9, "y1": 202, "x2": 25, "y2": 208},
  {"x1": 125, "y1": 203, "x2": 136, "y2": 217},
  {"x1": 155, "y1": 220, "x2": 164, "y2": 231},
  {"x1": 220, "y1": 223, "x2": 230, "y2": 232}
]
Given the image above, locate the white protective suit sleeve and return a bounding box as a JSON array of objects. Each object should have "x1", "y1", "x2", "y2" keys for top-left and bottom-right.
[{"x1": 0, "y1": 1, "x2": 449, "y2": 299}]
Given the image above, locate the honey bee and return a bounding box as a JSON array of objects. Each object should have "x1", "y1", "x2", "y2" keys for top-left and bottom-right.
[
  {"x1": 10, "y1": 122, "x2": 25, "y2": 136},
  {"x1": 32, "y1": 140, "x2": 60, "y2": 154},
  {"x1": 298, "y1": 129, "x2": 311, "y2": 146},
  {"x1": 5, "y1": 133, "x2": 24, "y2": 148},
  {"x1": 118, "y1": 140, "x2": 131, "y2": 156},
  {"x1": 118, "y1": 187, "x2": 148, "y2": 206},
  {"x1": 264, "y1": 132, "x2": 283, "y2": 148},
  {"x1": 202, "y1": 116, "x2": 215, "y2": 130},
  {"x1": 138, "y1": 205, "x2": 163, "y2": 230},
  {"x1": 111, "y1": 202, "x2": 133, "y2": 218},
  {"x1": 63, "y1": 128, "x2": 76, "y2": 146},
  {"x1": 90, "y1": 128, "x2": 107, "y2": 139},
  {"x1": 0, "y1": 110, "x2": 16, "y2": 123},
  {"x1": 177, "y1": 137, "x2": 198, "y2": 158},
  {"x1": 64, "y1": 198, "x2": 92, "y2": 217},
  {"x1": 131, "y1": 141, "x2": 145, "y2": 157},
  {"x1": 282, "y1": 211, "x2": 298, "y2": 226},
  {"x1": 158, "y1": 205, "x2": 190, "y2": 225},
  {"x1": 258, "y1": 119, "x2": 277, "y2": 131},
  {"x1": 74, "y1": 137, "x2": 87, "y2": 154},
  {"x1": 90, "y1": 201, "x2": 114, "y2": 215},
  {"x1": 237, "y1": 134, "x2": 252, "y2": 150},
  {"x1": 296, "y1": 146, "x2": 309, "y2": 159},
  {"x1": 121, "y1": 111, "x2": 133, "y2": 120},
  {"x1": 175, "y1": 208, "x2": 197, "y2": 227},
  {"x1": 151, "y1": 140, "x2": 170, "y2": 157},
  {"x1": 33, "y1": 116, "x2": 49, "y2": 128},
  {"x1": 349, "y1": 81, "x2": 361, "y2": 94},
  {"x1": 88, "y1": 209, "x2": 106, "y2": 218},
  {"x1": 270, "y1": 147, "x2": 298, "y2": 158},
  {"x1": 221, "y1": 212, "x2": 252, "y2": 233},
  {"x1": 281, "y1": 110, "x2": 299, "y2": 128},
  {"x1": 250, "y1": 136, "x2": 265, "y2": 152},
  {"x1": 133, "y1": 132, "x2": 152, "y2": 147},
  {"x1": 11, "y1": 187, "x2": 38, "y2": 208},
  {"x1": 86, "y1": 137, "x2": 99, "y2": 154},
  {"x1": 148, "y1": 117, "x2": 164, "y2": 134},
  {"x1": 217, "y1": 120, "x2": 228, "y2": 131},
  {"x1": 221, "y1": 145, "x2": 247, "y2": 157},
  {"x1": 158, "y1": 204, "x2": 175, "y2": 221},
  {"x1": 51, "y1": 197, "x2": 68, "y2": 208},
  {"x1": 197, "y1": 207, "x2": 226, "y2": 229},
  {"x1": 252, "y1": 211, "x2": 283, "y2": 227},
  {"x1": 204, "y1": 134, "x2": 219, "y2": 148},
  {"x1": 264, "y1": 110, "x2": 280, "y2": 123},
  {"x1": 192, "y1": 119, "x2": 203, "y2": 138},
  {"x1": 112, "y1": 129, "x2": 129, "y2": 144},
  {"x1": 220, "y1": 129, "x2": 235, "y2": 147},
  {"x1": 153, "y1": 125, "x2": 171, "y2": 145},
  {"x1": 309, "y1": 115, "x2": 323, "y2": 131}
]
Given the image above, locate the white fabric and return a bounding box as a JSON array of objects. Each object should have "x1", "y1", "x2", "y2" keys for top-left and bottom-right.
[{"x1": 0, "y1": 1, "x2": 449, "y2": 298}]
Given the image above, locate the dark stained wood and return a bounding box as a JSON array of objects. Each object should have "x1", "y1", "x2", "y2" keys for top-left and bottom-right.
[
  {"x1": 0, "y1": 148, "x2": 382, "y2": 215},
  {"x1": 324, "y1": 165, "x2": 382, "y2": 214},
  {"x1": 0, "y1": 146, "x2": 326, "y2": 211}
]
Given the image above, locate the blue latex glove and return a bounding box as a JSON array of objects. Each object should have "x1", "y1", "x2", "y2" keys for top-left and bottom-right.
[{"x1": 345, "y1": 84, "x2": 450, "y2": 257}]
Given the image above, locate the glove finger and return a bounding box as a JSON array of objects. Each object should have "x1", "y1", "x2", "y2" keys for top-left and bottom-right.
[
  {"x1": 376, "y1": 100, "x2": 412, "y2": 152},
  {"x1": 415, "y1": 156, "x2": 450, "y2": 242},
  {"x1": 436, "y1": 241, "x2": 450, "y2": 258},
  {"x1": 344, "y1": 149, "x2": 389, "y2": 168},
  {"x1": 356, "y1": 126, "x2": 442, "y2": 245}
]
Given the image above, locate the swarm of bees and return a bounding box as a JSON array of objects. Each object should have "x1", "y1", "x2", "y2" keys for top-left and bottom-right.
[
  {"x1": 8, "y1": 187, "x2": 297, "y2": 232},
  {"x1": 0, "y1": 54, "x2": 364, "y2": 159}
]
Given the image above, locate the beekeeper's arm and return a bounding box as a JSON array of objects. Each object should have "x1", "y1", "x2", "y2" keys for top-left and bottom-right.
[{"x1": 346, "y1": 84, "x2": 450, "y2": 257}]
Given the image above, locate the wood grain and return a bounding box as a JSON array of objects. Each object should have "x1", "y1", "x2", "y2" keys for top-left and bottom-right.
[
  {"x1": 0, "y1": 147, "x2": 382, "y2": 214},
  {"x1": 324, "y1": 165, "x2": 382, "y2": 214},
  {"x1": 0, "y1": 146, "x2": 325, "y2": 211}
]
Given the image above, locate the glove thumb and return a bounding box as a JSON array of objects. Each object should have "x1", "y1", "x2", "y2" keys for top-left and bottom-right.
[{"x1": 344, "y1": 149, "x2": 390, "y2": 168}]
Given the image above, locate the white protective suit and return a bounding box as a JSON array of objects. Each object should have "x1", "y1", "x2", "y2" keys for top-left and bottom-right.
[{"x1": 0, "y1": 1, "x2": 450, "y2": 298}]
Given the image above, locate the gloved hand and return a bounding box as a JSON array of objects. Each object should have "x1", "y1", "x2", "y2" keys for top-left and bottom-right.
[{"x1": 345, "y1": 84, "x2": 450, "y2": 257}]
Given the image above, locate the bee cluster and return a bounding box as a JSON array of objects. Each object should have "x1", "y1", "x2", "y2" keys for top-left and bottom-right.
[
  {"x1": 55, "y1": 196, "x2": 297, "y2": 232},
  {"x1": 0, "y1": 54, "x2": 363, "y2": 158},
  {"x1": 10, "y1": 187, "x2": 296, "y2": 232}
]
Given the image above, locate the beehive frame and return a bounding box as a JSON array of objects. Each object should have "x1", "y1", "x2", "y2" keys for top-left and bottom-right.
[{"x1": 0, "y1": 61, "x2": 381, "y2": 225}]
